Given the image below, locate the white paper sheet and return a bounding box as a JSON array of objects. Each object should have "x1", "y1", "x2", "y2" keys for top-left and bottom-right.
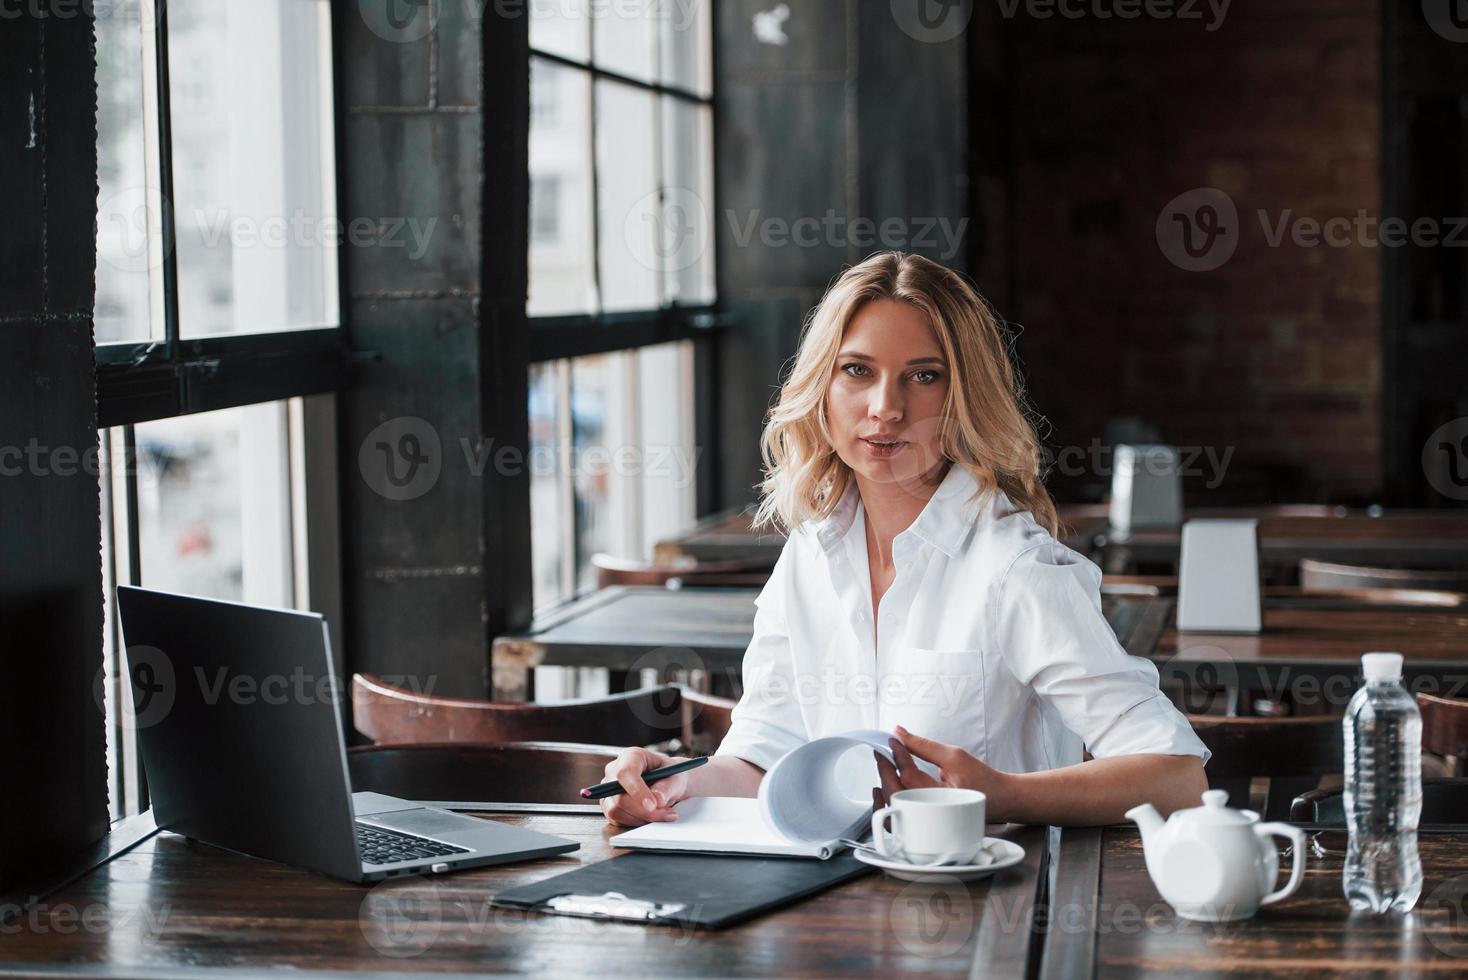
[{"x1": 609, "y1": 730, "x2": 895, "y2": 860}]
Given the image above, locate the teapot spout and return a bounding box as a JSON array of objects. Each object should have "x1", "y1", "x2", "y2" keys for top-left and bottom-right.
[{"x1": 1124, "y1": 802, "x2": 1165, "y2": 844}]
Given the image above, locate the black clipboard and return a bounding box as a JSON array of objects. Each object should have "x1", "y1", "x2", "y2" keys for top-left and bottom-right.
[{"x1": 491, "y1": 851, "x2": 873, "y2": 930}]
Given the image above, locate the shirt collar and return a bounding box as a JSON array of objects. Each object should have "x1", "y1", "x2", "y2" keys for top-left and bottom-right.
[{"x1": 811, "y1": 463, "x2": 985, "y2": 560}]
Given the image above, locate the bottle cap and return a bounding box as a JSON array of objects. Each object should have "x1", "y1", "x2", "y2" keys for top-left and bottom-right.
[{"x1": 1361, "y1": 651, "x2": 1404, "y2": 682}]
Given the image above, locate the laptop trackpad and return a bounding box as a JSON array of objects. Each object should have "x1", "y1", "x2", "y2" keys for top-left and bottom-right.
[{"x1": 367, "y1": 808, "x2": 479, "y2": 837}]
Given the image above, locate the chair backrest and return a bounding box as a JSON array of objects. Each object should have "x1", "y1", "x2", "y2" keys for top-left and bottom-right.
[
  {"x1": 1418, "y1": 692, "x2": 1468, "y2": 775},
  {"x1": 591, "y1": 553, "x2": 772, "y2": 590},
  {"x1": 1188, "y1": 714, "x2": 1343, "y2": 819},
  {"x1": 1300, "y1": 559, "x2": 1468, "y2": 593},
  {"x1": 680, "y1": 687, "x2": 736, "y2": 755},
  {"x1": 352, "y1": 674, "x2": 684, "y2": 747},
  {"x1": 347, "y1": 741, "x2": 619, "y2": 804},
  {"x1": 1291, "y1": 777, "x2": 1468, "y2": 825}
]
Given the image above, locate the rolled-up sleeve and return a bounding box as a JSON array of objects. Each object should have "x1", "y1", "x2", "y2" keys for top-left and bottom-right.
[
  {"x1": 994, "y1": 542, "x2": 1210, "y2": 765},
  {"x1": 714, "y1": 541, "x2": 809, "y2": 772}
]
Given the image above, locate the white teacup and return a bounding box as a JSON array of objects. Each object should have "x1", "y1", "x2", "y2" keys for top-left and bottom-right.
[{"x1": 871, "y1": 787, "x2": 988, "y2": 867}]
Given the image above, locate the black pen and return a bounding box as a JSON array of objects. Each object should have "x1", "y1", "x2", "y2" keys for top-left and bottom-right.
[{"x1": 579, "y1": 756, "x2": 709, "y2": 800}]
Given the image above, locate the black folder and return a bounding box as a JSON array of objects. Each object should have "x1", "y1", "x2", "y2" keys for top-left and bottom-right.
[{"x1": 491, "y1": 851, "x2": 873, "y2": 930}]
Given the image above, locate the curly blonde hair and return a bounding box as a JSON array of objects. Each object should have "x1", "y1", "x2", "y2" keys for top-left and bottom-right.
[{"x1": 753, "y1": 251, "x2": 1057, "y2": 537}]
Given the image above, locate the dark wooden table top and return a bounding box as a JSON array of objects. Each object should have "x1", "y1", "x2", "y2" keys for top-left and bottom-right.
[
  {"x1": 1093, "y1": 510, "x2": 1468, "y2": 569},
  {"x1": 1114, "y1": 596, "x2": 1468, "y2": 697},
  {"x1": 656, "y1": 505, "x2": 1468, "y2": 570},
  {"x1": 1041, "y1": 826, "x2": 1468, "y2": 979},
  {"x1": 0, "y1": 812, "x2": 1049, "y2": 977}
]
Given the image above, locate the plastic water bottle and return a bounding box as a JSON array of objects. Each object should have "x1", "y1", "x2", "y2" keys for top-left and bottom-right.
[{"x1": 1343, "y1": 651, "x2": 1423, "y2": 913}]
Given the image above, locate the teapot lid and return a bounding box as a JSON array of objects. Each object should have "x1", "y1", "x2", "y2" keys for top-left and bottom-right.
[{"x1": 1175, "y1": 788, "x2": 1256, "y2": 826}]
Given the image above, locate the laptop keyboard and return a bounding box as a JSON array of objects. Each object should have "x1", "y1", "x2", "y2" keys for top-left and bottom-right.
[{"x1": 355, "y1": 823, "x2": 471, "y2": 866}]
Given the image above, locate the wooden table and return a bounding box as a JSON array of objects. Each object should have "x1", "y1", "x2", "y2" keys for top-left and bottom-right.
[
  {"x1": 1040, "y1": 826, "x2": 1468, "y2": 978},
  {"x1": 1116, "y1": 595, "x2": 1468, "y2": 706},
  {"x1": 654, "y1": 506, "x2": 1468, "y2": 573},
  {"x1": 491, "y1": 586, "x2": 1155, "y2": 702},
  {"x1": 0, "y1": 810, "x2": 1049, "y2": 977},
  {"x1": 491, "y1": 586, "x2": 762, "y2": 699},
  {"x1": 1088, "y1": 510, "x2": 1468, "y2": 573}
]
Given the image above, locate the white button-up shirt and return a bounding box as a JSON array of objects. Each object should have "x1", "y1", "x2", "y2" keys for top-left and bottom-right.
[{"x1": 716, "y1": 464, "x2": 1209, "y2": 777}]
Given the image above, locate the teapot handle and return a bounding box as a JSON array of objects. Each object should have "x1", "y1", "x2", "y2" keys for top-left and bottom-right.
[{"x1": 1255, "y1": 822, "x2": 1306, "y2": 906}]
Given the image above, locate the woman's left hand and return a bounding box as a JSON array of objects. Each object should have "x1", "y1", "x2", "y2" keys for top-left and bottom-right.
[{"x1": 875, "y1": 725, "x2": 1010, "y2": 807}]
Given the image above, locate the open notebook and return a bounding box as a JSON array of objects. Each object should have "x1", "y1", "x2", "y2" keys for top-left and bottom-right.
[{"x1": 609, "y1": 730, "x2": 894, "y2": 859}]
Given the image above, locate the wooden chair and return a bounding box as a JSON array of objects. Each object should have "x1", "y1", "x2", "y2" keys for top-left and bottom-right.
[
  {"x1": 680, "y1": 686, "x2": 736, "y2": 756},
  {"x1": 352, "y1": 673, "x2": 683, "y2": 747},
  {"x1": 591, "y1": 553, "x2": 772, "y2": 590},
  {"x1": 1290, "y1": 778, "x2": 1468, "y2": 826},
  {"x1": 1188, "y1": 715, "x2": 1343, "y2": 820},
  {"x1": 347, "y1": 741, "x2": 619, "y2": 804},
  {"x1": 1300, "y1": 559, "x2": 1468, "y2": 593},
  {"x1": 1419, "y1": 692, "x2": 1468, "y2": 776},
  {"x1": 352, "y1": 674, "x2": 738, "y2": 754}
]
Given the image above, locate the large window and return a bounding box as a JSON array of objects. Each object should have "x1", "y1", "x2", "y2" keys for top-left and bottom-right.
[
  {"x1": 93, "y1": 0, "x2": 343, "y2": 819},
  {"x1": 527, "y1": 0, "x2": 716, "y2": 613}
]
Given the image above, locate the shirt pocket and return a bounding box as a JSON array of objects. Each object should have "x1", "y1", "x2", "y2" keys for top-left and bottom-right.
[{"x1": 883, "y1": 646, "x2": 988, "y2": 763}]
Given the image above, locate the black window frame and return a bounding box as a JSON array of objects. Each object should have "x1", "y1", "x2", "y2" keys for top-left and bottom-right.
[
  {"x1": 93, "y1": 0, "x2": 351, "y2": 815},
  {"x1": 94, "y1": 0, "x2": 351, "y2": 430},
  {"x1": 526, "y1": 19, "x2": 723, "y2": 364}
]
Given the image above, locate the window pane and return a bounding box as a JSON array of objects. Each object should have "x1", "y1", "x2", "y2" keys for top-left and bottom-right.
[
  {"x1": 530, "y1": 0, "x2": 589, "y2": 61},
  {"x1": 660, "y1": 0, "x2": 711, "y2": 96},
  {"x1": 529, "y1": 360, "x2": 571, "y2": 611},
  {"x1": 569, "y1": 351, "x2": 641, "y2": 589},
  {"x1": 636, "y1": 341, "x2": 697, "y2": 558},
  {"x1": 135, "y1": 402, "x2": 295, "y2": 605},
  {"x1": 167, "y1": 0, "x2": 338, "y2": 336},
  {"x1": 595, "y1": 81, "x2": 659, "y2": 312},
  {"x1": 592, "y1": 2, "x2": 655, "y2": 82},
  {"x1": 95, "y1": 0, "x2": 158, "y2": 344},
  {"x1": 661, "y1": 98, "x2": 716, "y2": 305},
  {"x1": 571, "y1": 354, "x2": 610, "y2": 592},
  {"x1": 529, "y1": 59, "x2": 597, "y2": 316}
]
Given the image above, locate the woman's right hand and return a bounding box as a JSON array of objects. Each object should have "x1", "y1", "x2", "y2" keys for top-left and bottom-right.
[{"x1": 598, "y1": 747, "x2": 691, "y2": 827}]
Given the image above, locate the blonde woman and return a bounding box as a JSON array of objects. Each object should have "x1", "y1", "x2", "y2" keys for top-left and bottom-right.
[{"x1": 600, "y1": 252, "x2": 1208, "y2": 829}]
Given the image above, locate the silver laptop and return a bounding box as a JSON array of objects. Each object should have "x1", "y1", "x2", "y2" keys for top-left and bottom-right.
[{"x1": 116, "y1": 586, "x2": 579, "y2": 882}]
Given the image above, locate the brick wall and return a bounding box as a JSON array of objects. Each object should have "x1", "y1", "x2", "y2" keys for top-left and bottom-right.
[{"x1": 1004, "y1": 0, "x2": 1383, "y2": 503}]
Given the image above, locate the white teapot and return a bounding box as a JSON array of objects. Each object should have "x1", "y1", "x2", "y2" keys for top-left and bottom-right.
[{"x1": 1125, "y1": 789, "x2": 1306, "y2": 922}]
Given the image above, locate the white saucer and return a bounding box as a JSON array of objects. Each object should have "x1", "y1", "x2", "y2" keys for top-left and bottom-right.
[{"x1": 853, "y1": 837, "x2": 1025, "y2": 882}]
